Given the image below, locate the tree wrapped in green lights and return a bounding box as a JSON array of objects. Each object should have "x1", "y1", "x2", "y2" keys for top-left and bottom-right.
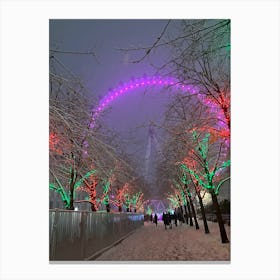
[
  {"x1": 146, "y1": 205, "x2": 153, "y2": 216},
  {"x1": 49, "y1": 168, "x2": 97, "y2": 209},
  {"x1": 166, "y1": 191, "x2": 180, "y2": 210},
  {"x1": 180, "y1": 132, "x2": 230, "y2": 243},
  {"x1": 131, "y1": 191, "x2": 144, "y2": 212},
  {"x1": 99, "y1": 175, "x2": 113, "y2": 212}
]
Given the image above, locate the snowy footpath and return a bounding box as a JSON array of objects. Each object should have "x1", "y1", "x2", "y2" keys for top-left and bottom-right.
[{"x1": 96, "y1": 220, "x2": 230, "y2": 261}]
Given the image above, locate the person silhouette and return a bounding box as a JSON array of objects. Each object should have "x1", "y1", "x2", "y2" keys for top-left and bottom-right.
[
  {"x1": 168, "y1": 212, "x2": 172, "y2": 229},
  {"x1": 163, "y1": 212, "x2": 168, "y2": 230},
  {"x1": 154, "y1": 213, "x2": 158, "y2": 227}
]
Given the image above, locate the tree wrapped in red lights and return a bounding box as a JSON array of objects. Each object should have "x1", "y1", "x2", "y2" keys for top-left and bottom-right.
[
  {"x1": 76, "y1": 173, "x2": 98, "y2": 211},
  {"x1": 179, "y1": 20, "x2": 230, "y2": 132},
  {"x1": 111, "y1": 182, "x2": 145, "y2": 213},
  {"x1": 121, "y1": 20, "x2": 230, "y2": 134},
  {"x1": 114, "y1": 183, "x2": 129, "y2": 212}
]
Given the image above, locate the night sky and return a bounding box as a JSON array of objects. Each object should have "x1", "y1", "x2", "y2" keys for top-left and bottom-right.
[{"x1": 49, "y1": 19, "x2": 182, "y2": 198}]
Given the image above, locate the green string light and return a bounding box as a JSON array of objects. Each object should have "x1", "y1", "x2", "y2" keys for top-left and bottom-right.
[
  {"x1": 146, "y1": 206, "x2": 152, "y2": 215},
  {"x1": 49, "y1": 182, "x2": 70, "y2": 207},
  {"x1": 74, "y1": 169, "x2": 97, "y2": 189},
  {"x1": 50, "y1": 168, "x2": 97, "y2": 208},
  {"x1": 180, "y1": 189, "x2": 187, "y2": 205}
]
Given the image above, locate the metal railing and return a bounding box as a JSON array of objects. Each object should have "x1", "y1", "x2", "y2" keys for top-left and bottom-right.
[{"x1": 49, "y1": 209, "x2": 144, "y2": 261}]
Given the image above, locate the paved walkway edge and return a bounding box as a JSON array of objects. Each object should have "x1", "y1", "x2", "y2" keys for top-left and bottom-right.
[{"x1": 85, "y1": 229, "x2": 137, "y2": 261}]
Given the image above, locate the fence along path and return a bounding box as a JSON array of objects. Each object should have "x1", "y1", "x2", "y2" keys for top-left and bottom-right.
[{"x1": 49, "y1": 209, "x2": 144, "y2": 261}]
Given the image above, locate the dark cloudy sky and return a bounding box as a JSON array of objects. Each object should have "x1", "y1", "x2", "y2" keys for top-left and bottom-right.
[{"x1": 49, "y1": 20, "x2": 177, "y2": 96}]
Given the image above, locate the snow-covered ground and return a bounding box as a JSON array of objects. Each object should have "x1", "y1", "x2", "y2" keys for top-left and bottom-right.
[{"x1": 96, "y1": 220, "x2": 230, "y2": 261}]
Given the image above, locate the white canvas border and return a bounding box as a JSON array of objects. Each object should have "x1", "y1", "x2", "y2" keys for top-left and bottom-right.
[{"x1": 0, "y1": 0, "x2": 279, "y2": 279}]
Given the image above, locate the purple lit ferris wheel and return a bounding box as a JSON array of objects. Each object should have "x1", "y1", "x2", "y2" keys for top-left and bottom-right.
[{"x1": 90, "y1": 76, "x2": 199, "y2": 128}]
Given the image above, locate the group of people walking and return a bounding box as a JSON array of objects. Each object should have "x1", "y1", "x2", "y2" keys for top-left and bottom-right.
[
  {"x1": 148, "y1": 210, "x2": 182, "y2": 229},
  {"x1": 149, "y1": 213, "x2": 158, "y2": 226},
  {"x1": 162, "y1": 211, "x2": 177, "y2": 229}
]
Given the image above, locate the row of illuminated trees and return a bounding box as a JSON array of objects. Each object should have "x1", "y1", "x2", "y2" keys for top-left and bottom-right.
[
  {"x1": 163, "y1": 130, "x2": 230, "y2": 243},
  {"x1": 143, "y1": 19, "x2": 231, "y2": 243},
  {"x1": 49, "y1": 57, "x2": 146, "y2": 213}
]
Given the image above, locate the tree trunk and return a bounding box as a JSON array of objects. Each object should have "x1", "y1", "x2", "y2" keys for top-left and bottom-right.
[
  {"x1": 189, "y1": 198, "x2": 199, "y2": 230},
  {"x1": 186, "y1": 200, "x2": 193, "y2": 226},
  {"x1": 68, "y1": 154, "x2": 76, "y2": 210},
  {"x1": 91, "y1": 203, "x2": 97, "y2": 211},
  {"x1": 68, "y1": 170, "x2": 75, "y2": 210},
  {"x1": 180, "y1": 205, "x2": 185, "y2": 223},
  {"x1": 106, "y1": 203, "x2": 111, "y2": 212},
  {"x1": 183, "y1": 205, "x2": 189, "y2": 224},
  {"x1": 197, "y1": 192, "x2": 210, "y2": 234},
  {"x1": 211, "y1": 191, "x2": 229, "y2": 243}
]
